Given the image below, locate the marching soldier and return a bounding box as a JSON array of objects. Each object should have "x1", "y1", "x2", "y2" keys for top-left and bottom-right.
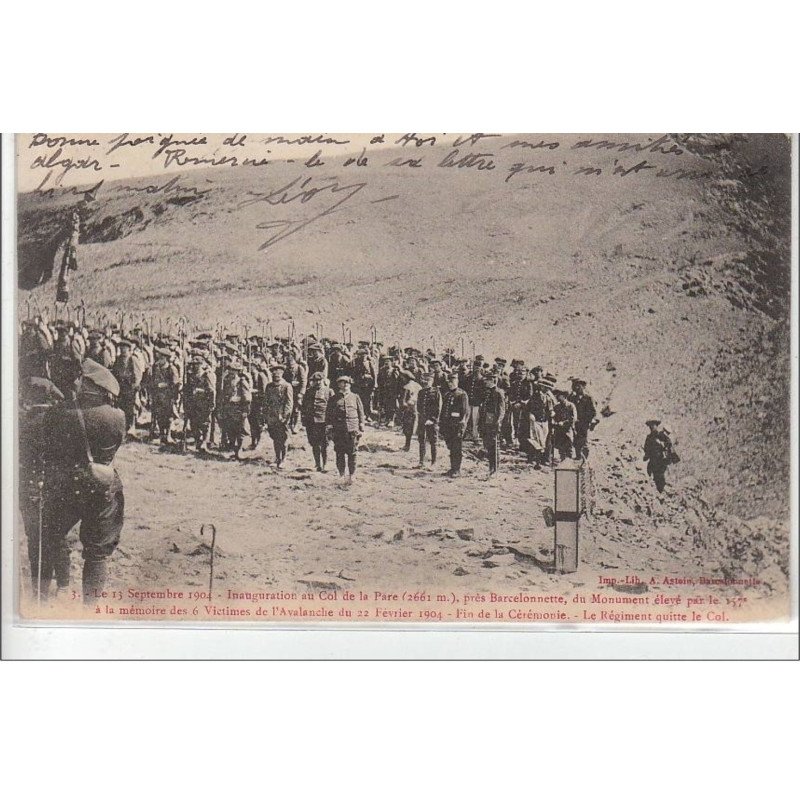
[
  {"x1": 416, "y1": 372, "x2": 442, "y2": 468},
  {"x1": 185, "y1": 353, "x2": 216, "y2": 452},
  {"x1": 112, "y1": 339, "x2": 143, "y2": 434},
  {"x1": 248, "y1": 355, "x2": 269, "y2": 449},
  {"x1": 263, "y1": 364, "x2": 294, "y2": 469},
  {"x1": 462, "y1": 359, "x2": 485, "y2": 441},
  {"x1": 522, "y1": 378, "x2": 555, "y2": 469},
  {"x1": 644, "y1": 419, "x2": 676, "y2": 493},
  {"x1": 439, "y1": 372, "x2": 469, "y2": 477},
  {"x1": 352, "y1": 348, "x2": 377, "y2": 420},
  {"x1": 399, "y1": 370, "x2": 421, "y2": 451},
  {"x1": 569, "y1": 379, "x2": 598, "y2": 459},
  {"x1": 325, "y1": 375, "x2": 365, "y2": 483},
  {"x1": 283, "y1": 350, "x2": 307, "y2": 434},
  {"x1": 150, "y1": 347, "x2": 181, "y2": 445},
  {"x1": 479, "y1": 372, "x2": 506, "y2": 476},
  {"x1": 217, "y1": 359, "x2": 252, "y2": 460},
  {"x1": 40, "y1": 359, "x2": 127, "y2": 603},
  {"x1": 552, "y1": 389, "x2": 578, "y2": 462},
  {"x1": 327, "y1": 343, "x2": 351, "y2": 384},
  {"x1": 301, "y1": 372, "x2": 333, "y2": 472}
]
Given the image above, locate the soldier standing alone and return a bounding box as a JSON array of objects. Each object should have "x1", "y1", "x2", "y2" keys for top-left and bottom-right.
[
  {"x1": 326, "y1": 375, "x2": 365, "y2": 483},
  {"x1": 479, "y1": 372, "x2": 506, "y2": 476},
  {"x1": 643, "y1": 419, "x2": 676, "y2": 493},
  {"x1": 439, "y1": 372, "x2": 469, "y2": 478},
  {"x1": 569, "y1": 379, "x2": 598, "y2": 459},
  {"x1": 263, "y1": 364, "x2": 294, "y2": 469}
]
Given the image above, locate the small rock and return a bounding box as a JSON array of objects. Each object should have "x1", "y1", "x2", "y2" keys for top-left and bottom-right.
[{"x1": 453, "y1": 567, "x2": 469, "y2": 576}]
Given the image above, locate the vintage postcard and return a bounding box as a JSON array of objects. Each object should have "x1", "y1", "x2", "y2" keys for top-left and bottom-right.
[{"x1": 9, "y1": 132, "x2": 795, "y2": 626}]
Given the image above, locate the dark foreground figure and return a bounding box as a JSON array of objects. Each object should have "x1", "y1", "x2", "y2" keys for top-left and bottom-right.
[
  {"x1": 643, "y1": 419, "x2": 676, "y2": 493},
  {"x1": 35, "y1": 359, "x2": 126, "y2": 603}
]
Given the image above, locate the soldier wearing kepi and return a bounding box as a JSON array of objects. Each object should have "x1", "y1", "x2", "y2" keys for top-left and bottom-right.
[
  {"x1": 351, "y1": 347, "x2": 377, "y2": 420},
  {"x1": 416, "y1": 371, "x2": 442, "y2": 468},
  {"x1": 217, "y1": 359, "x2": 252, "y2": 460},
  {"x1": 185, "y1": 353, "x2": 216, "y2": 452},
  {"x1": 263, "y1": 364, "x2": 294, "y2": 469},
  {"x1": 643, "y1": 419, "x2": 676, "y2": 493},
  {"x1": 325, "y1": 375, "x2": 365, "y2": 484},
  {"x1": 112, "y1": 339, "x2": 143, "y2": 434},
  {"x1": 479, "y1": 371, "x2": 506, "y2": 476},
  {"x1": 40, "y1": 359, "x2": 126, "y2": 603},
  {"x1": 439, "y1": 372, "x2": 469, "y2": 477},
  {"x1": 150, "y1": 346, "x2": 181, "y2": 445},
  {"x1": 399, "y1": 370, "x2": 422, "y2": 451},
  {"x1": 301, "y1": 372, "x2": 334, "y2": 472},
  {"x1": 569, "y1": 379, "x2": 598, "y2": 459},
  {"x1": 283, "y1": 349, "x2": 307, "y2": 434}
]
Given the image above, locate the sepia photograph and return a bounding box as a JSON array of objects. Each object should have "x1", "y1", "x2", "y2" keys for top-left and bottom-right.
[{"x1": 11, "y1": 132, "x2": 794, "y2": 626}]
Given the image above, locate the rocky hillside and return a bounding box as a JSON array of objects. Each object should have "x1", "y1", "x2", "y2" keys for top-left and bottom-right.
[{"x1": 16, "y1": 133, "x2": 793, "y2": 594}]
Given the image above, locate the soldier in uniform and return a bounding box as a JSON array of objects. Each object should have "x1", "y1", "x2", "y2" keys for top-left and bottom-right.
[
  {"x1": 325, "y1": 375, "x2": 365, "y2": 483},
  {"x1": 50, "y1": 322, "x2": 84, "y2": 399},
  {"x1": 439, "y1": 372, "x2": 469, "y2": 477},
  {"x1": 376, "y1": 355, "x2": 396, "y2": 426},
  {"x1": 283, "y1": 350, "x2": 307, "y2": 434},
  {"x1": 416, "y1": 372, "x2": 442, "y2": 468},
  {"x1": 399, "y1": 370, "x2": 422, "y2": 451},
  {"x1": 112, "y1": 339, "x2": 143, "y2": 434},
  {"x1": 150, "y1": 347, "x2": 181, "y2": 445},
  {"x1": 644, "y1": 419, "x2": 675, "y2": 493},
  {"x1": 263, "y1": 364, "x2": 294, "y2": 469},
  {"x1": 306, "y1": 343, "x2": 328, "y2": 382},
  {"x1": 327, "y1": 343, "x2": 351, "y2": 384},
  {"x1": 522, "y1": 378, "x2": 555, "y2": 469},
  {"x1": 19, "y1": 374, "x2": 64, "y2": 600},
  {"x1": 247, "y1": 355, "x2": 270, "y2": 449},
  {"x1": 505, "y1": 359, "x2": 530, "y2": 446},
  {"x1": 569, "y1": 379, "x2": 598, "y2": 459},
  {"x1": 352, "y1": 348, "x2": 377, "y2": 420},
  {"x1": 462, "y1": 359, "x2": 485, "y2": 441},
  {"x1": 40, "y1": 359, "x2": 127, "y2": 603},
  {"x1": 217, "y1": 359, "x2": 252, "y2": 460},
  {"x1": 430, "y1": 359, "x2": 449, "y2": 393},
  {"x1": 552, "y1": 389, "x2": 578, "y2": 462},
  {"x1": 301, "y1": 372, "x2": 333, "y2": 472},
  {"x1": 186, "y1": 353, "x2": 216, "y2": 452},
  {"x1": 480, "y1": 372, "x2": 506, "y2": 476}
]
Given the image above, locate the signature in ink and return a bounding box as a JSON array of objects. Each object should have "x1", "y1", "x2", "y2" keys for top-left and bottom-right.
[{"x1": 238, "y1": 175, "x2": 369, "y2": 251}]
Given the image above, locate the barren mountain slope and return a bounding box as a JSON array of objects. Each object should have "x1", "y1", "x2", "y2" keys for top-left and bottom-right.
[{"x1": 17, "y1": 134, "x2": 792, "y2": 606}]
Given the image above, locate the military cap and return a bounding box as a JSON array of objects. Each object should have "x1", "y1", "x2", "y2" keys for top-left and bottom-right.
[
  {"x1": 447, "y1": 372, "x2": 460, "y2": 381},
  {"x1": 118, "y1": 339, "x2": 134, "y2": 348},
  {"x1": 331, "y1": 343, "x2": 343, "y2": 351},
  {"x1": 420, "y1": 372, "x2": 433, "y2": 380},
  {"x1": 553, "y1": 388, "x2": 568, "y2": 397},
  {"x1": 155, "y1": 346, "x2": 171, "y2": 357},
  {"x1": 269, "y1": 363, "x2": 285, "y2": 372},
  {"x1": 87, "y1": 330, "x2": 103, "y2": 340},
  {"x1": 532, "y1": 365, "x2": 544, "y2": 374},
  {"x1": 81, "y1": 358, "x2": 120, "y2": 397},
  {"x1": 484, "y1": 372, "x2": 498, "y2": 382},
  {"x1": 195, "y1": 332, "x2": 213, "y2": 340},
  {"x1": 572, "y1": 378, "x2": 587, "y2": 388},
  {"x1": 308, "y1": 343, "x2": 323, "y2": 352},
  {"x1": 429, "y1": 359, "x2": 441, "y2": 366},
  {"x1": 495, "y1": 358, "x2": 507, "y2": 366},
  {"x1": 336, "y1": 375, "x2": 352, "y2": 384},
  {"x1": 358, "y1": 340, "x2": 371, "y2": 347},
  {"x1": 646, "y1": 419, "x2": 661, "y2": 427},
  {"x1": 355, "y1": 348, "x2": 368, "y2": 355},
  {"x1": 309, "y1": 371, "x2": 325, "y2": 381},
  {"x1": 511, "y1": 359, "x2": 524, "y2": 367}
]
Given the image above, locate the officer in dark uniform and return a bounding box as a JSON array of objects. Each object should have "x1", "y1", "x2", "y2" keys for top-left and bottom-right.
[
  {"x1": 351, "y1": 348, "x2": 377, "y2": 420},
  {"x1": 325, "y1": 375, "x2": 365, "y2": 483},
  {"x1": 19, "y1": 375, "x2": 64, "y2": 601},
  {"x1": 439, "y1": 372, "x2": 469, "y2": 477},
  {"x1": 569, "y1": 379, "x2": 598, "y2": 459},
  {"x1": 480, "y1": 372, "x2": 506, "y2": 476},
  {"x1": 644, "y1": 419, "x2": 675, "y2": 493},
  {"x1": 40, "y1": 359, "x2": 127, "y2": 603},
  {"x1": 301, "y1": 372, "x2": 334, "y2": 471},
  {"x1": 283, "y1": 350, "x2": 307, "y2": 434},
  {"x1": 416, "y1": 372, "x2": 442, "y2": 468}
]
